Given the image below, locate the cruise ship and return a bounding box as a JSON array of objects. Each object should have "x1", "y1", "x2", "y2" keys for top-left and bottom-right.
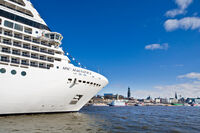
[{"x1": 0, "y1": 0, "x2": 108, "y2": 115}]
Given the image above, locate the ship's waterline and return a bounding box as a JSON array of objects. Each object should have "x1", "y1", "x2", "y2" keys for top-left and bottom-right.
[{"x1": 0, "y1": 0, "x2": 108, "y2": 115}]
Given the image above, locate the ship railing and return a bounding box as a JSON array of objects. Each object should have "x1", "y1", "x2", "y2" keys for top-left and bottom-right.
[
  {"x1": 4, "y1": 32, "x2": 13, "y2": 37},
  {"x1": 11, "y1": 60, "x2": 20, "y2": 64},
  {"x1": 0, "y1": 58, "x2": 10, "y2": 62},
  {"x1": 23, "y1": 46, "x2": 31, "y2": 50},
  {"x1": 31, "y1": 56, "x2": 38, "y2": 59},
  {"x1": 3, "y1": 40, "x2": 12, "y2": 45},
  {"x1": 32, "y1": 47, "x2": 39, "y2": 51},
  {"x1": 22, "y1": 54, "x2": 30, "y2": 58},
  {"x1": 12, "y1": 51, "x2": 21, "y2": 56},
  {"x1": 21, "y1": 62, "x2": 29, "y2": 66},
  {"x1": 14, "y1": 35, "x2": 23, "y2": 39},
  {"x1": 13, "y1": 42, "x2": 21, "y2": 47},
  {"x1": 2, "y1": 49, "x2": 11, "y2": 54},
  {"x1": 30, "y1": 64, "x2": 38, "y2": 67}
]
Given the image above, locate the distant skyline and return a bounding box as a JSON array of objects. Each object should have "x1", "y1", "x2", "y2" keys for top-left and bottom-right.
[{"x1": 33, "y1": 0, "x2": 200, "y2": 98}]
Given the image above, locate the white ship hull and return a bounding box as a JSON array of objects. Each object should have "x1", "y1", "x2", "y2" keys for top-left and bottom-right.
[{"x1": 0, "y1": 64, "x2": 108, "y2": 115}]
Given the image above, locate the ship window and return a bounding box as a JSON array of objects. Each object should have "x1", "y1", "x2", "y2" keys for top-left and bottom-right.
[
  {"x1": 24, "y1": 27, "x2": 32, "y2": 34},
  {"x1": 21, "y1": 71, "x2": 26, "y2": 76},
  {"x1": 0, "y1": 68, "x2": 6, "y2": 73},
  {"x1": 90, "y1": 82, "x2": 93, "y2": 85},
  {"x1": 45, "y1": 34, "x2": 49, "y2": 38},
  {"x1": 11, "y1": 70, "x2": 17, "y2": 75},
  {"x1": 87, "y1": 82, "x2": 90, "y2": 84},
  {"x1": 4, "y1": 20, "x2": 14, "y2": 28},
  {"x1": 14, "y1": 24, "x2": 23, "y2": 31},
  {"x1": 68, "y1": 78, "x2": 72, "y2": 81},
  {"x1": 56, "y1": 35, "x2": 59, "y2": 40},
  {"x1": 83, "y1": 81, "x2": 86, "y2": 83},
  {"x1": 0, "y1": 9, "x2": 50, "y2": 31},
  {"x1": 50, "y1": 34, "x2": 55, "y2": 39},
  {"x1": 78, "y1": 80, "x2": 82, "y2": 83},
  {"x1": 55, "y1": 58, "x2": 61, "y2": 62}
]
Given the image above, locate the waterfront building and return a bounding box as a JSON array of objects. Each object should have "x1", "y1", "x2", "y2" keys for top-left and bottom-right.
[
  {"x1": 155, "y1": 98, "x2": 161, "y2": 103},
  {"x1": 175, "y1": 92, "x2": 178, "y2": 99},
  {"x1": 186, "y1": 98, "x2": 200, "y2": 104},
  {"x1": 169, "y1": 98, "x2": 178, "y2": 104},
  {"x1": 104, "y1": 93, "x2": 114, "y2": 99},
  {"x1": 127, "y1": 87, "x2": 131, "y2": 99}
]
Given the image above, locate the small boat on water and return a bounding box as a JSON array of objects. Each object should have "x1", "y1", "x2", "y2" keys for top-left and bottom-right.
[
  {"x1": 109, "y1": 100, "x2": 126, "y2": 106},
  {"x1": 192, "y1": 104, "x2": 200, "y2": 107}
]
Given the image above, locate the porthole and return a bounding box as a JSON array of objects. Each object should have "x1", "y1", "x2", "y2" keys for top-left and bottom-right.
[
  {"x1": 78, "y1": 80, "x2": 82, "y2": 83},
  {"x1": 0, "y1": 68, "x2": 6, "y2": 73},
  {"x1": 11, "y1": 70, "x2": 17, "y2": 75},
  {"x1": 87, "y1": 82, "x2": 90, "y2": 84},
  {"x1": 21, "y1": 71, "x2": 26, "y2": 76},
  {"x1": 83, "y1": 81, "x2": 86, "y2": 83}
]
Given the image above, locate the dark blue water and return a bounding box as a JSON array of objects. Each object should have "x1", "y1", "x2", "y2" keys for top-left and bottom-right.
[
  {"x1": 81, "y1": 106, "x2": 200, "y2": 133},
  {"x1": 0, "y1": 106, "x2": 199, "y2": 133}
]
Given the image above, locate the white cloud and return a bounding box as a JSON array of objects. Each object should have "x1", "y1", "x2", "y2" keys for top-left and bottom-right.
[
  {"x1": 145, "y1": 43, "x2": 169, "y2": 50},
  {"x1": 133, "y1": 72, "x2": 200, "y2": 99},
  {"x1": 164, "y1": 17, "x2": 200, "y2": 31},
  {"x1": 165, "y1": 0, "x2": 193, "y2": 17},
  {"x1": 177, "y1": 72, "x2": 200, "y2": 80}
]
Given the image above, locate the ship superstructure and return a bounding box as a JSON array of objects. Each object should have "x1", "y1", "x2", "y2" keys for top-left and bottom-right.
[{"x1": 0, "y1": 0, "x2": 108, "y2": 115}]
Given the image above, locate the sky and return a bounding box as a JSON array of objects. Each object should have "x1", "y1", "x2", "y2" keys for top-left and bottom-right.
[{"x1": 32, "y1": 0, "x2": 200, "y2": 98}]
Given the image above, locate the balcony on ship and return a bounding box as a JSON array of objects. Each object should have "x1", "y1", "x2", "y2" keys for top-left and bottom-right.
[
  {"x1": 3, "y1": 39, "x2": 12, "y2": 45},
  {"x1": 13, "y1": 41, "x2": 22, "y2": 47},
  {"x1": 40, "y1": 56, "x2": 46, "y2": 61},
  {"x1": 24, "y1": 36, "x2": 31, "y2": 42},
  {"x1": 0, "y1": 56, "x2": 10, "y2": 62},
  {"x1": 1, "y1": 47, "x2": 11, "y2": 54},
  {"x1": 31, "y1": 53, "x2": 38, "y2": 59},
  {"x1": 4, "y1": 30, "x2": 13, "y2": 37},
  {"x1": 24, "y1": 27, "x2": 32, "y2": 34},
  {"x1": 23, "y1": 44, "x2": 31, "y2": 50},
  {"x1": 48, "y1": 50, "x2": 54, "y2": 55},
  {"x1": 14, "y1": 33, "x2": 23, "y2": 39},
  {"x1": 47, "y1": 57, "x2": 54, "y2": 62},
  {"x1": 30, "y1": 61, "x2": 38, "y2": 67},
  {"x1": 11, "y1": 58, "x2": 20, "y2": 64},
  {"x1": 32, "y1": 46, "x2": 39, "y2": 51},
  {"x1": 32, "y1": 38, "x2": 40, "y2": 44},
  {"x1": 12, "y1": 49, "x2": 21, "y2": 55},
  {"x1": 39, "y1": 63, "x2": 47, "y2": 69},
  {"x1": 40, "y1": 48, "x2": 48, "y2": 54},
  {"x1": 21, "y1": 60, "x2": 29, "y2": 66},
  {"x1": 22, "y1": 51, "x2": 30, "y2": 58}
]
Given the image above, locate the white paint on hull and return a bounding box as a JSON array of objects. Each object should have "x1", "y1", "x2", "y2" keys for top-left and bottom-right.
[{"x1": 0, "y1": 64, "x2": 108, "y2": 115}]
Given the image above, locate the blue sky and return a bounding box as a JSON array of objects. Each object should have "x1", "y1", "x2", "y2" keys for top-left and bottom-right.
[{"x1": 32, "y1": 0, "x2": 200, "y2": 98}]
